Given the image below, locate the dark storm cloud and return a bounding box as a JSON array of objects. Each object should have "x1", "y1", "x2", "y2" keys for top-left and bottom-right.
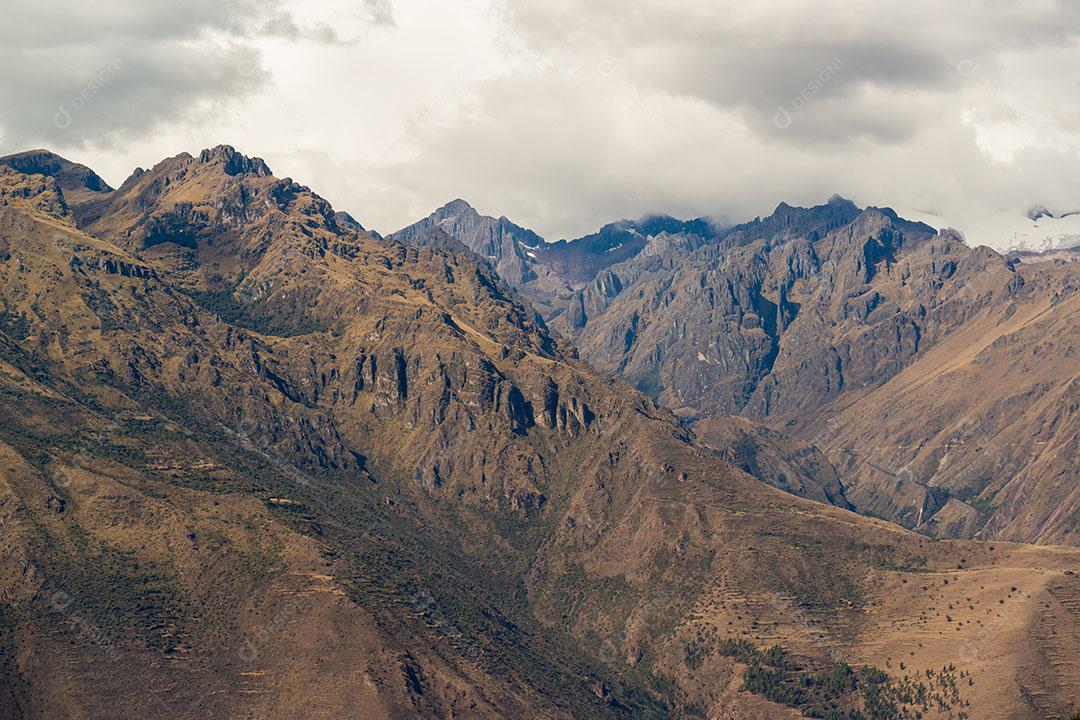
[
  {"x1": 0, "y1": 41, "x2": 266, "y2": 149},
  {"x1": 0, "y1": 0, "x2": 389, "y2": 149},
  {"x1": 502, "y1": 0, "x2": 1080, "y2": 144},
  {"x1": 630, "y1": 39, "x2": 947, "y2": 142}
]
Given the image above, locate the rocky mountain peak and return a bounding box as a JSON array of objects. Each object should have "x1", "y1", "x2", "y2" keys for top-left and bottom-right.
[
  {"x1": 437, "y1": 197, "x2": 480, "y2": 218},
  {"x1": 0, "y1": 148, "x2": 113, "y2": 197},
  {"x1": 848, "y1": 206, "x2": 900, "y2": 233},
  {"x1": 197, "y1": 144, "x2": 272, "y2": 177},
  {"x1": 726, "y1": 197, "x2": 863, "y2": 249},
  {"x1": 393, "y1": 200, "x2": 545, "y2": 262},
  {"x1": 334, "y1": 210, "x2": 368, "y2": 233},
  {"x1": 67, "y1": 144, "x2": 355, "y2": 273}
]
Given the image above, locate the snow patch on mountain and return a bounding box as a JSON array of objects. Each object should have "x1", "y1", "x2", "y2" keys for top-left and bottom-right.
[{"x1": 901, "y1": 205, "x2": 1080, "y2": 253}]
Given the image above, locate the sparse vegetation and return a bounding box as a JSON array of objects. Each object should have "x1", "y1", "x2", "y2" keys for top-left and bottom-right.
[
  {"x1": 0, "y1": 308, "x2": 30, "y2": 341},
  {"x1": 188, "y1": 287, "x2": 329, "y2": 337},
  {"x1": 714, "y1": 639, "x2": 970, "y2": 719}
]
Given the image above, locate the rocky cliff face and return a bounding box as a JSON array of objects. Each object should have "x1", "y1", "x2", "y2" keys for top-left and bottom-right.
[
  {"x1": 389, "y1": 198, "x2": 565, "y2": 296},
  {"x1": 395, "y1": 194, "x2": 1079, "y2": 548},
  {"x1": 812, "y1": 262, "x2": 1080, "y2": 545},
  {"x1": 1, "y1": 148, "x2": 1078, "y2": 720},
  {"x1": 567, "y1": 197, "x2": 941, "y2": 420},
  {"x1": 534, "y1": 196, "x2": 1079, "y2": 546}
]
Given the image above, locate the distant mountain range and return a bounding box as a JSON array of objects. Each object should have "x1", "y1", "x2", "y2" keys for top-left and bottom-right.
[
  {"x1": 0, "y1": 146, "x2": 1078, "y2": 720},
  {"x1": 389, "y1": 200, "x2": 721, "y2": 325},
  {"x1": 395, "y1": 195, "x2": 1080, "y2": 547}
]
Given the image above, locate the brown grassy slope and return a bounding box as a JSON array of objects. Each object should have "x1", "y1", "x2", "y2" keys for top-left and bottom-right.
[
  {"x1": 0, "y1": 162, "x2": 641, "y2": 719},
  {"x1": 692, "y1": 414, "x2": 850, "y2": 507},
  {"x1": 810, "y1": 261, "x2": 1079, "y2": 545}
]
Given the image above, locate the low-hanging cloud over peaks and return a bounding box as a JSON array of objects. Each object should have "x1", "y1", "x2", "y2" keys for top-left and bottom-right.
[{"x1": 2, "y1": 0, "x2": 1078, "y2": 249}]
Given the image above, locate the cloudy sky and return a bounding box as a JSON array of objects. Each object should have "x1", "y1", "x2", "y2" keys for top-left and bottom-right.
[{"x1": 3, "y1": 0, "x2": 1080, "y2": 248}]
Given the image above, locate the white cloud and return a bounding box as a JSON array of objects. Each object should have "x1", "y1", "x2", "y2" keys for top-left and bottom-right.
[{"x1": 1, "y1": 0, "x2": 1078, "y2": 249}]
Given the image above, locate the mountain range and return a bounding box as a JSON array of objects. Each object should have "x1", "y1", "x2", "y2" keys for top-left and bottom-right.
[
  {"x1": 395, "y1": 195, "x2": 1080, "y2": 548},
  {"x1": 0, "y1": 146, "x2": 1077, "y2": 720}
]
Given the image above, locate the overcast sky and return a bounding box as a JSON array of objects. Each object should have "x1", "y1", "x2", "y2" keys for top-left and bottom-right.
[{"x1": 3, "y1": 0, "x2": 1079, "y2": 248}]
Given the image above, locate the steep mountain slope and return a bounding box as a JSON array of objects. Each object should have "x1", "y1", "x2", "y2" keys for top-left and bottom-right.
[
  {"x1": 571, "y1": 197, "x2": 939, "y2": 420},
  {"x1": 549, "y1": 196, "x2": 1078, "y2": 547},
  {"x1": 0, "y1": 154, "x2": 646, "y2": 718},
  {"x1": 553, "y1": 228, "x2": 714, "y2": 338},
  {"x1": 812, "y1": 263, "x2": 1080, "y2": 545},
  {"x1": 692, "y1": 415, "x2": 850, "y2": 508},
  {"x1": 548, "y1": 197, "x2": 860, "y2": 342},
  {"x1": 0, "y1": 149, "x2": 1078, "y2": 720},
  {"x1": 391, "y1": 204, "x2": 855, "y2": 509}
]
